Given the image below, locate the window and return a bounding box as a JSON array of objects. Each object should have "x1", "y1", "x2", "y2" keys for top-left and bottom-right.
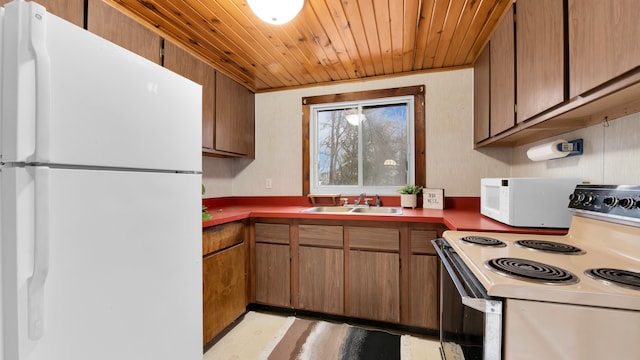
[
  {"x1": 302, "y1": 86, "x2": 425, "y2": 196},
  {"x1": 310, "y1": 97, "x2": 414, "y2": 194}
]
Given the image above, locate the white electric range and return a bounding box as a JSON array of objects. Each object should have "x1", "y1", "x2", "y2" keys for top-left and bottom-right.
[{"x1": 434, "y1": 184, "x2": 640, "y2": 360}]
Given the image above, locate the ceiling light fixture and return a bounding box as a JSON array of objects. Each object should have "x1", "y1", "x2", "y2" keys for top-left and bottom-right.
[
  {"x1": 247, "y1": 0, "x2": 304, "y2": 25},
  {"x1": 345, "y1": 114, "x2": 365, "y2": 126}
]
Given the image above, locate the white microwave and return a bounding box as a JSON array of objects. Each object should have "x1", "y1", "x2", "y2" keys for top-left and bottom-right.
[{"x1": 480, "y1": 177, "x2": 581, "y2": 228}]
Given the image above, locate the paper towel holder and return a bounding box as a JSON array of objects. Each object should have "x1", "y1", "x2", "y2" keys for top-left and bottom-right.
[
  {"x1": 527, "y1": 138, "x2": 583, "y2": 161},
  {"x1": 556, "y1": 138, "x2": 583, "y2": 158}
]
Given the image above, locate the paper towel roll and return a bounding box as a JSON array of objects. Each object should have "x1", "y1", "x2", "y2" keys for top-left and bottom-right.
[{"x1": 526, "y1": 140, "x2": 570, "y2": 161}]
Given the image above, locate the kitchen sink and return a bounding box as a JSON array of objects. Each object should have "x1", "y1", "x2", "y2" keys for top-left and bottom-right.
[
  {"x1": 302, "y1": 206, "x2": 403, "y2": 215},
  {"x1": 350, "y1": 207, "x2": 402, "y2": 214},
  {"x1": 302, "y1": 206, "x2": 353, "y2": 213}
]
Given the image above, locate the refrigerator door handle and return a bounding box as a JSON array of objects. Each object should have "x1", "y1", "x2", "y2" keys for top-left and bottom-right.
[
  {"x1": 27, "y1": 166, "x2": 51, "y2": 340},
  {"x1": 28, "y1": 2, "x2": 52, "y2": 163}
]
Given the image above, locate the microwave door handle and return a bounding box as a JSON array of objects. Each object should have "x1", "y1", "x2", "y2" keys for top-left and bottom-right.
[{"x1": 433, "y1": 239, "x2": 502, "y2": 314}]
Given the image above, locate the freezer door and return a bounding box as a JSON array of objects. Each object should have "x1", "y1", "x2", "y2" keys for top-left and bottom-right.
[
  {"x1": 0, "y1": 167, "x2": 202, "y2": 360},
  {"x1": 1, "y1": 1, "x2": 201, "y2": 172}
]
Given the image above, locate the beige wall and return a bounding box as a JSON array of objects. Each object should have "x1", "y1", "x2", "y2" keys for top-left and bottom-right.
[
  {"x1": 211, "y1": 69, "x2": 512, "y2": 197},
  {"x1": 511, "y1": 112, "x2": 640, "y2": 184},
  {"x1": 201, "y1": 156, "x2": 233, "y2": 198},
  {"x1": 202, "y1": 68, "x2": 640, "y2": 198}
]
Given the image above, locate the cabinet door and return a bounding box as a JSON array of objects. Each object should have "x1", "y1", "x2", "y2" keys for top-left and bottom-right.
[
  {"x1": 569, "y1": 0, "x2": 640, "y2": 98},
  {"x1": 299, "y1": 247, "x2": 344, "y2": 314},
  {"x1": 409, "y1": 255, "x2": 439, "y2": 328},
  {"x1": 473, "y1": 45, "x2": 491, "y2": 143},
  {"x1": 202, "y1": 243, "x2": 246, "y2": 344},
  {"x1": 490, "y1": 5, "x2": 515, "y2": 136},
  {"x1": 163, "y1": 41, "x2": 216, "y2": 152},
  {"x1": 0, "y1": 0, "x2": 84, "y2": 27},
  {"x1": 348, "y1": 250, "x2": 400, "y2": 323},
  {"x1": 215, "y1": 73, "x2": 255, "y2": 158},
  {"x1": 347, "y1": 226, "x2": 400, "y2": 322},
  {"x1": 255, "y1": 243, "x2": 290, "y2": 307},
  {"x1": 408, "y1": 230, "x2": 440, "y2": 329},
  {"x1": 86, "y1": 0, "x2": 161, "y2": 64},
  {"x1": 516, "y1": 0, "x2": 565, "y2": 123}
]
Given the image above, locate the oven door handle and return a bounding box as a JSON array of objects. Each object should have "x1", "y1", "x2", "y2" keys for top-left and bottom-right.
[{"x1": 433, "y1": 239, "x2": 502, "y2": 314}]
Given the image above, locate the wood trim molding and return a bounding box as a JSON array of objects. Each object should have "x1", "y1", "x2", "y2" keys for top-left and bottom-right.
[{"x1": 301, "y1": 85, "x2": 426, "y2": 195}]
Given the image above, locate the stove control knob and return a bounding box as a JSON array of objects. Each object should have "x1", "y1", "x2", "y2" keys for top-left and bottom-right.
[
  {"x1": 583, "y1": 194, "x2": 594, "y2": 205},
  {"x1": 619, "y1": 197, "x2": 636, "y2": 209},
  {"x1": 577, "y1": 193, "x2": 586, "y2": 202},
  {"x1": 603, "y1": 196, "x2": 619, "y2": 208}
]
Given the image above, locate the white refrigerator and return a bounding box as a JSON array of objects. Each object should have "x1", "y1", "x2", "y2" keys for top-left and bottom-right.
[{"x1": 0, "y1": 1, "x2": 203, "y2": 359}]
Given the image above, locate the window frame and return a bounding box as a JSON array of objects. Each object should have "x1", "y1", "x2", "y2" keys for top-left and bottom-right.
[
  {"x1": 302, "y1": 85, "x2": 425, "y2": 196},
  {"x1": 309, "y1": 96, "x2": 415, "y2": 195}
]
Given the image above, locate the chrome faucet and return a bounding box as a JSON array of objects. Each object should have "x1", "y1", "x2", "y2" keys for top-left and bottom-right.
[{"x1": 354, "y1": 193, "x2": 366, "y2": 206}]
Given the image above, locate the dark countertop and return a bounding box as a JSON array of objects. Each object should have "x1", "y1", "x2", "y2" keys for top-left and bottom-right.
[{"x1": 202, "y1": 196, "x2": 568, "y2": 235}]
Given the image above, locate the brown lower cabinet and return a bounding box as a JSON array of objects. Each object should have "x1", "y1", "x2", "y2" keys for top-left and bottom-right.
[
  {"x1": 251, "y1": 219, "x2": 446, "y2": 330},
  {"x1": 202, "y1": 221, "x2": 247, "y2": 345},
  {"x1": 348, "y1": 226, "x2": 400, "y2": 323},
  {"x1": 254, "y1": 223, "x2": 291, "y2": 307},
  {"x1": 409, "y1": 230, "x2": 440, "y2": 329},
  {"x1": 298, "y1": 224, "x2": 344, "y2": 314}
]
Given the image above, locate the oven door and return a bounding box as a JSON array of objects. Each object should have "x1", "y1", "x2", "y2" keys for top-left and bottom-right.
[{"x1": 432, "y1": 238, "x2": 502, "y2": 360}]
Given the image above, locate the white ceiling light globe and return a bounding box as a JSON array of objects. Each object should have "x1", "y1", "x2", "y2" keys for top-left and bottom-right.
[{"x1": 247, "y1": 0, "x2": 304, "y2": 25}]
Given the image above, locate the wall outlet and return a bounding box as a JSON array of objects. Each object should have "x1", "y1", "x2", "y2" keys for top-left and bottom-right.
[{"x1": 265, "y1": 178, "x2": 272, "y2": 189}]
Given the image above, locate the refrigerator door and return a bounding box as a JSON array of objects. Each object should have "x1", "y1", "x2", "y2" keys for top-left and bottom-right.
[
  {"x1": 1, "y1": 1, "x2": 201, "y2": 172},
  {"x1": 0, "y1": 167, "x2": 202, "y2": 360}
]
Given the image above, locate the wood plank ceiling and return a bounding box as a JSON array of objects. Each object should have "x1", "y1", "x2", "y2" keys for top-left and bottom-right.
[{"x1": 107, "y1": 0, "x2": 513, "y2": 92}]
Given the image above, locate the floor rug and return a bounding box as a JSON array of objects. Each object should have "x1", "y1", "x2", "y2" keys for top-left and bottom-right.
[{"x1": 204, "y1": 311, "x2": 441, "y2": 360}]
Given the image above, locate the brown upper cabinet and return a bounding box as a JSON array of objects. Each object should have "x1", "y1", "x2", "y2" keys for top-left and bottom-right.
[
  {"x1": 516, "y1": 0, "x2": 565, "y2": 123},
  {"x1": 489, "y1": 4, "x2": 515, "y2": 137},
  {"x1": 214, "y1": 73, "x2": 256, "y2": 158},
  {"x1": 569, "y1": 0, "x2": 640, "y2": 98},
  {"x1": 0, "y1": 0, "x2": 85, "y2": 27},
  {"x1": 473, "y1": 46, "x2": 491, "y2": 144},
  {"x1": 475, "y1": 0, "x2": 640, "y2": 147},
  {"x1": 163, "y1": 41, "x2": 217, "y2": 154},
  {"x1": 86, "y1": 0, "x2": 161, "y2": 64},
  {"x1": 163, "y1": 42, "x2": 255, "y2": 158}
]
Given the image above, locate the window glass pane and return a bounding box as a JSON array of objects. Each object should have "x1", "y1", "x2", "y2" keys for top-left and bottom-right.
[
  {"x1": 317, "y1": 108, "x2": 358, "y2": 186},
  {"x1": 310, "y1": 95, "x2": 414, "y2": 195},
  {"x1": 362, "y1": 104, "x2": 407, "y2": 186}
]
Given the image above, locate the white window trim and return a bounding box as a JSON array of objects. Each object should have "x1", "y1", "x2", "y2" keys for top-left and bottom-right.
[{"x1": 309, "y1": 95, "x2": 415, "y2": 196}]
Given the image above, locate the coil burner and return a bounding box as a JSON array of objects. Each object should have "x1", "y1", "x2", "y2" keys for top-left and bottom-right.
[
  {"x1": 585, "y1": 268, "x2": 640, "y2": 291},
  {"x1": 515, "y1": 240, "x2": 585, "y2": 255},
  {"x1": 460, "y1": 236, "x2": 506, "y2": 247},
  {"x1": 485, "y1": 257, "x2": 579, "y2": 285}
]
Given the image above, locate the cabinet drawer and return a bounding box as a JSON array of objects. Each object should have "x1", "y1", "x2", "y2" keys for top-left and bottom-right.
[
  {"x1": 202, "y1": 222, "x2": 244, "y2": 256},
  {"x1": 410, "y1": 230, "x2": 438, "y2": 255},
  {"x1": 348, "y1": 227, "x2": 399, "y2": 252},
  {"x1": 255, "y1": 223, "x2": 290, "y2": 244},
  {"x1": 299, "y1": 224, "x2": 343, "y2": 248}
]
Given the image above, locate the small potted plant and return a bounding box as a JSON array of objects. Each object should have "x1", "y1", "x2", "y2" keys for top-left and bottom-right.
[
  {"x1": 398, "y1": 184, "x2": 423, "y2": 208},
  {"x1": 202, "y1": 184, "x2": 212, "y2": 221}
]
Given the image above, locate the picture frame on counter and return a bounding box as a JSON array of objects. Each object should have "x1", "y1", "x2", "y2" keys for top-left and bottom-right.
[{"x1": 423, "y1": 188, "x2": 444, "y2": 209}]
